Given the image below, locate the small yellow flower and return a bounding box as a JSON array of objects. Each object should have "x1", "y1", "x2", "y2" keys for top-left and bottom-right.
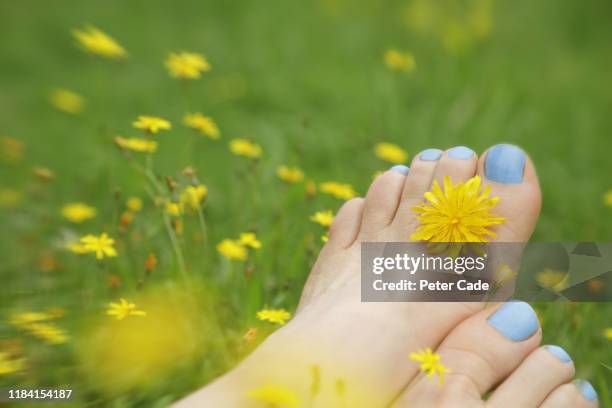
[
  {"x1": 133, "y1": 116, "x2": 172, "y2": 134},
  {"x1": 61, "y1": 202, "x2": 97, "y2": 223},
  {"x1": 126, "y1": 197, "x2": 143, "y2": 212},
  {"x1": 0, "y1": 352, "x2": 25, "y2": 375},
  {"x1": 321, "y1": 233, "x2": 329, "y2": 243},
  {"x1": 247, "y1": 384, "x2": 300, "y2": 407},
  {"x1": 165, "y1": 202, "x2": 183, "y2": 217},
  {"x1": 411, "y1": 176, "x2": 505, "y2": 242},
  {"x1": 256, "y1": 308, "x2": 291, "y2": 325},
  {"x1": 66, "y1": 241, "x2": 89, "y2": 254},
  {"x1": 180, "y1": 185, "x2": 208, "y2": 210},
  {"x1": 114, "y1": 136, "x2": 158, "y2": 153},
  {"x1": 409, "y1": 348, "x2": 450, "y2": 384},
  {"x1": 9, "y1": 311, "x2": 56, "y2": 326},
  {"x1": 310, "y1": 210, "x2": 334, "y2": 227},
  {"x1": 604, "y1": 328, "x2": 612, "y2": 341},
  {"x1": 229, "y1": 138, "x2": 262, "y2": 159},
  {"x1": 239, "y1": 232, "x2": 262, "y2": 249},
  {"x1": 25, "y1": 322, "x2": 68, "y2": 344},
  {"x1": 384, "y1": 49, "x2": 416, "y2": 72},
  {"x1": 604, "y1": 190, "x2": 612, "y2": 207},
  {"x1": 80, "y1": 233, "x2": 118, "y2": 260},
  {"x1": 49, "y1": 88, "x2": 85, "y2": 114},
  {"x1": 106, "y1": 298, "x2": 146, "y2": 320},
  {"x1": 374, "y1": 142, "x2": 408, "y2": 164},
  {"x1": 72, "y1": 25, "x2": 127, "y2": 59},
  {"x1": 165, "y1": 52, "x2": 211, "y2": 80},
  {"x1": 493, "y1": 263, "x2": 517, "y2": 287},
  {"x1": 217, "y1": 239, "x2": 247, "y2": 261},
  {"x1": 277, "y1": 165, "x2": 304, "y2": 183},
  {"x1": 320, "y1": 181, "x2": 356, "y2": 200},
  {"x1": 536, "y1": 268, "x2": 569, "y2": 292},
  {"x1": 183, "y1": 113, "x2": 220, "y2": 139}
]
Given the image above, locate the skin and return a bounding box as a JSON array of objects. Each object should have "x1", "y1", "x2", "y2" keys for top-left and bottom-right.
[{"x1": 174, "y1": 146, "x2": 597, "y2": 408}]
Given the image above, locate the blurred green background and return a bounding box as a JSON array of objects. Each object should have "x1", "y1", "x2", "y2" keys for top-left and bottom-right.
[{"x1": 0, "y1": 0, "x2": 610, "y2": 406}]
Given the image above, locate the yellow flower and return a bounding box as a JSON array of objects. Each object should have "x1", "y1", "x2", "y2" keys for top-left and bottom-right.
[
  {"x1": 256, "y1": 308, "x2": 291, "y2": 325},
  {"x1": 165, "y1": 202, "x2": 183, "y2": 217},
  {"x1": 180, "y1": 185, "x2": 208, "y2": 210},
  {"x1": 165, "y1": 52, "x2": 211, "y2": 80},
  {"x1": 229, "y1": 138, "x2": 262, "y2": 159},
  {"x1": 133, "y1": 116, "x2": 172, "y2": 134},
  {"x1": 49, "y1": 88, "x2": 84, "y2": 114},
  {"x1": 493, "y1": 263, "x2": 517, "y2": 287},
  {"x1": 320, "y1": 181, "x2": 356, "y2": 200},
  {"x1": 384, "y1": 49, "x2": 416, "y2": 72},
  {"x1": 310, "y1": 210, "x2": 334, "y2": 227},
  {"x1": 247, "y1": 384, "x2": 300, "y2": 407},
  {"x1": 126, "y1": 197, "x2": 143, "y2": 212},
  {"x1": 411, "y1": 176, "x2": 505, "y2": 242},
  {"x1": 604, "y1": 328, "x2": 612, "y2": 341},
  {"x1": 114, "y1": 136, "x2": 158, "y2": 153},
  {"x1": 604, "y1": 190, "x2": 612, "y2": 207},
  {"x1": 80, "y1": 233, "x2": 118, "y2": 260},
  {"x1": 321, "y1": 233, "x2": 329, "y2": 243},
  {"x1": 25, "y1": 322, "x2": 69, "y2": 344},
  {"x1": 183, "y1": 113, "x2": 220, "y2": 139},
  {"x1": 217, "y1": 239, "x2": 247, "y2": 261},
  {"x1": 536, "y1": 268, "x2": 568, "y2": 292},
  {"x1": 409, "y1": 348, "x2": 450, "y2": 384},
  {"x1": 72, "y1": 25, "x2": 127, "y2": 59},
  {"x1": 61, "y1": 202, "x2": 97, "y2": 223},
  {"x1": 0, "y1": 352, "x2": 25, "y2": 375},
  {"x1": 239, "y1": 232, "x2": 261, "y2": 249},
  {"x1": 9, "y1": 311, "x2": 56, "y2": 326},
  {"x1": 106, "y1": 298, "x2": 146, "y2": 320},
  {"x1": 277, "y1": 165, "x2": 304, "y2": 184},
  {"x1": 374, "y1": 142, "x2": 408, "y2": 164}
]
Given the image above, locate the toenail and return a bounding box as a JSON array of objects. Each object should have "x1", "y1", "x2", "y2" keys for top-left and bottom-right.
[
  {"x1": 487, "y1": 301, "x2": 539, "y2": 341},
  {"x1": 447, "y1": 146, "x2": 474, "y2": 160},
  {"x1": 575, "y1": 379, "x2": 598, "y2": 402},
  {"x1": 544, "y1": 345, "x2": 572, "y2": 363},
  {"x1": 390, "y1": 164, "x2": 410, "y2": 175},
  {"x1": 484, "y1": 144, "x2": 526, "y2": 184},
  {"x1": 419, "y1": 149, "x2": 443, "y2": 161}
]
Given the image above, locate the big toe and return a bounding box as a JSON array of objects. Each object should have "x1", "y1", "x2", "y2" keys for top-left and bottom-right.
[{"x1": 478, "y1": 144, "x2": 542, "y2": 242}]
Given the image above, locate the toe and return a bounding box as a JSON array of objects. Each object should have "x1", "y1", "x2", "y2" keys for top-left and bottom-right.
[
  {"x1": 327, "y1": 197, "x2": 365, "y2": 248},
  {"x1": 359, "y1": 167, "x2": 408, "y2": 238},
  {"x1": 432, "y1": 146, "x2": 479, "y2": 185},
  {"x1": 478, "y1": 144, "x2": 542, "y2": 242},
  {"x1": 396, "y1": 301, "x2": 541, "y2": 406},
  {"x1": 487, "y1": 345, "x2": 575, "y2": 407},
  {"x1": 540, "y1": 381, "x2": 599, "y2": 408}
]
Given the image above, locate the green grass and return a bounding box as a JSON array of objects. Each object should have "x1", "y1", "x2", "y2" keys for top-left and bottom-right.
[{"x1": 1, "y1": 0, "x2": 611, "y2": 406}]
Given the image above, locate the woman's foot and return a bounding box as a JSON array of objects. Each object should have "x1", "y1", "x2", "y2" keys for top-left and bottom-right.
[{"x1": 175, "y1": 144, "x2": 563, "y2": 407}]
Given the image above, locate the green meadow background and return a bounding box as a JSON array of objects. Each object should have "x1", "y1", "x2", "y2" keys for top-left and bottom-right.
[{"x1": 1, "y1": 0, "x2": 611, "y2": 406}]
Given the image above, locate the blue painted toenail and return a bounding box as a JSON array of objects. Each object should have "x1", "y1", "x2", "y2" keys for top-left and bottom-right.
[
  {"x1": 390, "y1": 165, "x2": 409, "y2": 175},
  {"x1": 544, "y1": 345, "x2": 572, "y2": 363},
  {"x1": 485, "y1": 144, "x2": 526, "y2": 184},
  {"x1": 419, "y1": 149, "x2": 443, "y2": 161},
  {"x1": 487, "y1": 301, "x2": 539, "y2": 341},
  {"x1": 575, "y1": 379, "x2": 598, "y2": 402},
  {"x1": 447, "y1": 146, "x2": 474, "y2": 160}
]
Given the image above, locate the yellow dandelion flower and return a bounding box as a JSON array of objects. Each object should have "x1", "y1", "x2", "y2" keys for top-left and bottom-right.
[
  {"x1": 126, "y1": 197, "x2": 143, "y2": 212},
  {"x1": 409, "y1": 348, "x2": 450, "y2": 385},
  {"x1": 277, "y1": 165, "x2": 304, "y2": 183},
  {"x1": 72, "y1": 25, "x2": 127, "y2": 59},
  {"x1": 49, "y1": 88, "x2": 84, "y2": 114},
  {"x1": 239, "y1": 232, "x2": 261, "y2": 249},
  {"x1": 229, "y1": 138, "x2": 262, "y2": 159},
  {"x1": 310, "y1": 210, "x2": 334, "y2": 227},
  {"x1": 604, "y1": 190, "x2": 612, "y2": 207},
  {"x1": 80, "y1": 233, "x2": 117, "y2": 260},
  {"x1": 183, "y1": 113, "x2": 220, "y2": 139},
  {"x1": 0, "y1": 352, "x2": 25, "y2": 375},
  {"x1": 217, "y1": 239, "x2": 247, "y2": 261},
  {"x1": 384, "y1": 49, "x2": 416, "y2": 72},
  {"x1": 114, "y1": 136, "x2": 158, "y2": 153},
  {"x1": 25, "y1": 322, "x2": 69, "y2": 344},
  {"x1": 604, "y1": 328, "x2": 612, "y2": 341},
  {"x1": 320, "y1": 181, "x2": 356, "y2": 200},
  {"x1": 0, "y1": 189, "x2": 23, "y2": 209},
  {"x1": 411, "y1": 176, "x2": 505, "y2": 242},
  {"x1": 247, "y1": 384, "x2": 300, "y2": 407},
  {"x1": 536, "y1": 268, "x2": 569, "y2": 292},
  {"x1": 61, "y1": 202, "x2": 97, "y2": 223},
  {"x1": 256, "y1": 308, "x2": 291, "y2": 325},
  {"x1": 180, "y1": 185, "x2": 208, "y2": 210},
  {"x1": 165, "y1": 202, "x2": 183, "y2": 217},
  {"x1": 165, "y1": 52, "x2": 211, "y2": 80},
  {"x1": 374, "y1": 142, "x2": 408, "y2": 164},
  {"x1": 66, "y1": 241, "x2": 89, "y2": 254},
  {"x1": 132, "y1": 116, "x2": 171, "y2": 134},
  {"x1": 106, "y1": 298, "x2": 146, "y2": 320}
]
